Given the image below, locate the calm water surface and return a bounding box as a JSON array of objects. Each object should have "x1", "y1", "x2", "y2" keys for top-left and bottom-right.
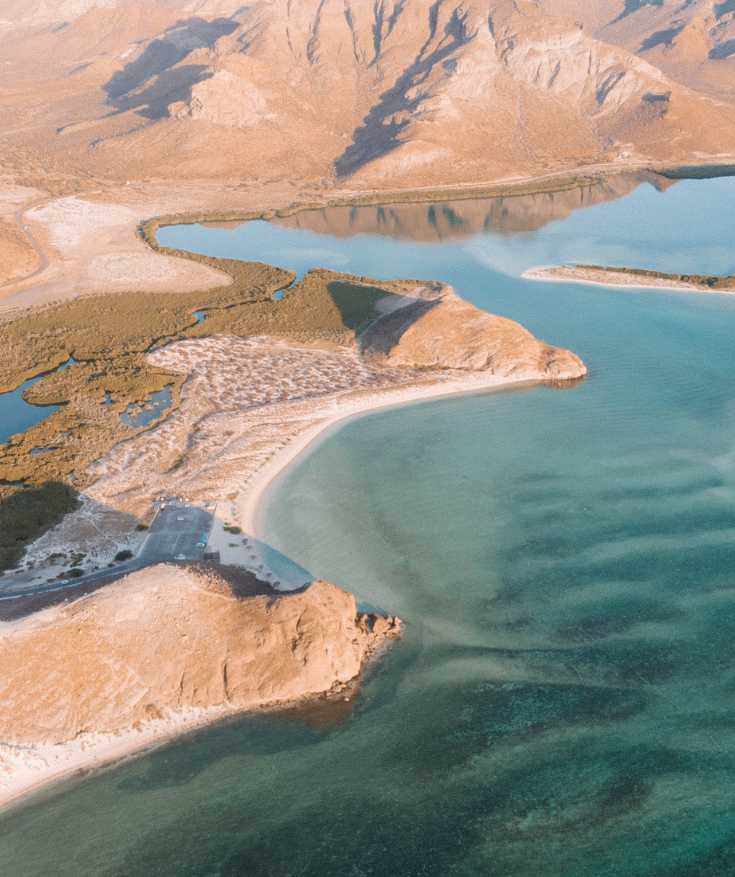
[
  {"x1": 120, "y1": 385, "x2": 174, "y2": 428},
  {"x1": 0, "y1": 358, "x2": 75, "y2": 445},
  {"x1": 4, "y1": 177, "x2": 735, "y2": 876}
]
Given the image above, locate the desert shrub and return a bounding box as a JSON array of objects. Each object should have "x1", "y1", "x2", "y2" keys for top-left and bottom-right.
[{"x1": 0, "y1": 482, "x2": 79, "y2": 572}]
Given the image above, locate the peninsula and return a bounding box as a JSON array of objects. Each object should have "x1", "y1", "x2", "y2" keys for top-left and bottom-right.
[
  {"x1": 525, "y1": 264, "x2": 735, "y2": 294},
  {"x1": 0, "y1": 217, "x2": 586, "y2": 808},
  {"x1": 0, "y1": 565, "x2": 401, "y2": 808}
]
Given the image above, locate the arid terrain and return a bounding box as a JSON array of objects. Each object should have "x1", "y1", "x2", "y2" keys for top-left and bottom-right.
[
  {"x1": 2, "y1": 269, "x2": 585, "y2": 586},
  {"x1": 0, "y1": 178, "x2": 586, "y2": 804},
  {"x1": 1, "y1": 1, "x2": 735, "y2": 188},
  {"x1": 0, "y1": 564, "x2": 401, "y2": 807},
  {"x1": 0, "y1": 0, "x2": 732, "y2": 816}
]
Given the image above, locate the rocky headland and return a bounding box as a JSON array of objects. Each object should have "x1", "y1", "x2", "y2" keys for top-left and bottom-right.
[{"x1": 0, "y1": 563, "x2": 401, "y2": 807}]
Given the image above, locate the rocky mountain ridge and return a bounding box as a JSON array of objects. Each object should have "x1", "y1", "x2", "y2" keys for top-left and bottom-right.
[{"x1": 1, "y1": 1, "x2": 734, "y2": 187}]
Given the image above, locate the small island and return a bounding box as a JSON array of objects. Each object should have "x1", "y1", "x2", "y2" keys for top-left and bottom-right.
[{"x1": 525, "y1": 264, "x2": 735, "y2": 293}]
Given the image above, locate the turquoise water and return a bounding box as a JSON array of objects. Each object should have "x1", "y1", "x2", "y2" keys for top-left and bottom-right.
[
  {"x1": 0, "y1": 375, "x2": 57, "y2": 445},
  {"x1": 4, "y1": 177, "x2": 735, "y2": 875}
]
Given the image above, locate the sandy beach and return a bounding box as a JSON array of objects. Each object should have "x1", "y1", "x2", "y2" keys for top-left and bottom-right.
[
  {"x1": 523, "y1": 264, "x2": 735, "y2": 295},
  {"x1": 0, "y1": 663, "x2": 377, "y2": 814},
  {"x1": 239, "y1": 369, "x2": 545, "y2": 541},
  {"x1": 0, "y1": 359, "x2": 565, "y2": 813}
]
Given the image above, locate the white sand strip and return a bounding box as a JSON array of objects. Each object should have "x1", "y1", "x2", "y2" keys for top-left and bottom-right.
[{"x1": 239, "y1": 369, "x2": 544, "y2": 541}]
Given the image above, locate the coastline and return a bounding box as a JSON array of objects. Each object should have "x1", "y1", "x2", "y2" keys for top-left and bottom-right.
[
  {"x1": 239, "y1": 370, "x2": 546, "y2": 545},
  {"x1": 0, "y1": 367, "x2": 554, "y2": 814},
  {"x1": 139, "y1": 157, "x2": 735, "y2": 249},
  {"x1": 0, "y1": 668, "x2": 372, "y2": 815},
  {"x1": 2, "y1": 155, "x2": 734, "y2": 321},
  {"x1": 523, "y1": 265, "x2": 735, "y2": 295}
]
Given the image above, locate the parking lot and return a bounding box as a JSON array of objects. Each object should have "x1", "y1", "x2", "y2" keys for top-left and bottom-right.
[{"x1": 139, "y1": 499, "x2": 214, "y2": 564}]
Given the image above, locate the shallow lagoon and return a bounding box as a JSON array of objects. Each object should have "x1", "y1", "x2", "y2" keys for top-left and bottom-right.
[
  {"x1": 0, "y1": 358, "x2": 74, "y2": 446},
  {"x1": 0, "y1": 374, "x2": 57, "y2": 445},
  {"x1": 4, "y1": 176, "x2": 735, "y2": 876}
]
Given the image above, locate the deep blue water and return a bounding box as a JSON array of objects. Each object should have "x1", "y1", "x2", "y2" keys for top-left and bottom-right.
[{"x1": 4, "y1": 176, "x2": 735, "y2": 876}]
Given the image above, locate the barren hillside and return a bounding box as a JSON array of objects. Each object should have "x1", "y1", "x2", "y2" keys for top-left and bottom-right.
[
  {"x1": 1, "y1": 0, "x2": 734, "y2": 188},
  {"x1": 0, "y1": 564, "x2": 401, "y2": 746}
]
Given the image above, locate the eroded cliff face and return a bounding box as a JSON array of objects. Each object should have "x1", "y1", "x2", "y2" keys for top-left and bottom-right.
[{"x1": 0, "y1": 565, "x2": 401, "y2": 746}]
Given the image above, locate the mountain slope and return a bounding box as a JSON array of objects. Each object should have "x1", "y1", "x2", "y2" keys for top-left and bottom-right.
[{"x1": 1, "y1": 0, "x2": 734, "y2": 187}]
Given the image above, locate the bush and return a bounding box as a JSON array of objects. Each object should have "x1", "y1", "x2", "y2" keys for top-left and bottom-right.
[
  {"x1": 0, "y1": 482, "x2": 79, "y2": 572},
  {"x1": 224, "y1": 525, "x2": 242, "y2": 534},
  {"x1": 114, "y1": 549, "x2": 134, "y2": 562},
  {"x1": 67, "y1": 568, "x2": 84, "y2": 578}
]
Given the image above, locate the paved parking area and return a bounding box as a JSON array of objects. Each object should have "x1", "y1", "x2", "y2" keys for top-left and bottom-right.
[
  {"x1": 139, "y1": 500, "x2": 214, "y2": 563},
  {"x1": 0, "y1": 499, "x2": 216, "y2": 602}
]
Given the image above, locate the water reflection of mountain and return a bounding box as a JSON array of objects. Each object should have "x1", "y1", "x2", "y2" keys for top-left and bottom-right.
[{"x1": 272, "y1": 173, "x2": 672, "y2": 242}]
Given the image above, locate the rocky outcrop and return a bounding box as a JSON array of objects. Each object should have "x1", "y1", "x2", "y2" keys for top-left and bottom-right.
[
  {"x1": 361, "y1": 288, "x2": 587, "y2": 381},
  {"x1": 0, "y1": 564, "x2": 401, "y2": 746}
]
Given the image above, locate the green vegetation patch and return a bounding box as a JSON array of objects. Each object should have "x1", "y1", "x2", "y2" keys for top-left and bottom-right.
[
  {"x1": 0, "y1": 482, "x2": 80, "y2": 572},
  {"x1": 190, "y1": 271, "x2": 390, "y2": 347},
  {"x1": 0, "y1": 258, "x2": 293, "y2": 393},
  {"x1": 0, "y1": 357, "x2": 182, "y2": 487},
  {"x1": 0, "y1": 254, "x2": 294, "y2": 494}
]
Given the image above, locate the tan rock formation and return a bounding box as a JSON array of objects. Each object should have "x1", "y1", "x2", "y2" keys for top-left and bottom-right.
[
  {"x1": 0, "y1": 564, "x2": 401, "y2": 746},
  {"x1": 362, "y1": 288, "x2": 587, "y2": 379},
  {"x1": 1, "y1": 1, "x2": 734, "y2": 187}
]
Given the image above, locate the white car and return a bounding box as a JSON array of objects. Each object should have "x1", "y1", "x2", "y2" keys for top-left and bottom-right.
[{"x1": 174, "y1": 553, "x2": 186, "y2": 561}]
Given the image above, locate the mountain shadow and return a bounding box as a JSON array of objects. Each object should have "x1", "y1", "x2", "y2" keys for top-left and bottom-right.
[
  {"x1": 334, "y1": 2, "x2": 475, "y2": 177},
  {"x1": 105, "y1": 16, "x2": 238, "y2": 119},
  {"x1": 0, "y1": 481, "x2": 79, "y2": 573},
  {"x1": 710, "y1": 38, "x2": 735, "y2": 60}
]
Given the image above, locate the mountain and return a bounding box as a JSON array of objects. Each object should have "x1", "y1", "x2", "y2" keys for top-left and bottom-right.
[
  {"x1": 590, "y1": 0, "x2": 735, "y2": 99},
  {"x1": 1, "y1": 0, "x2": 734, "y2": 187}
]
